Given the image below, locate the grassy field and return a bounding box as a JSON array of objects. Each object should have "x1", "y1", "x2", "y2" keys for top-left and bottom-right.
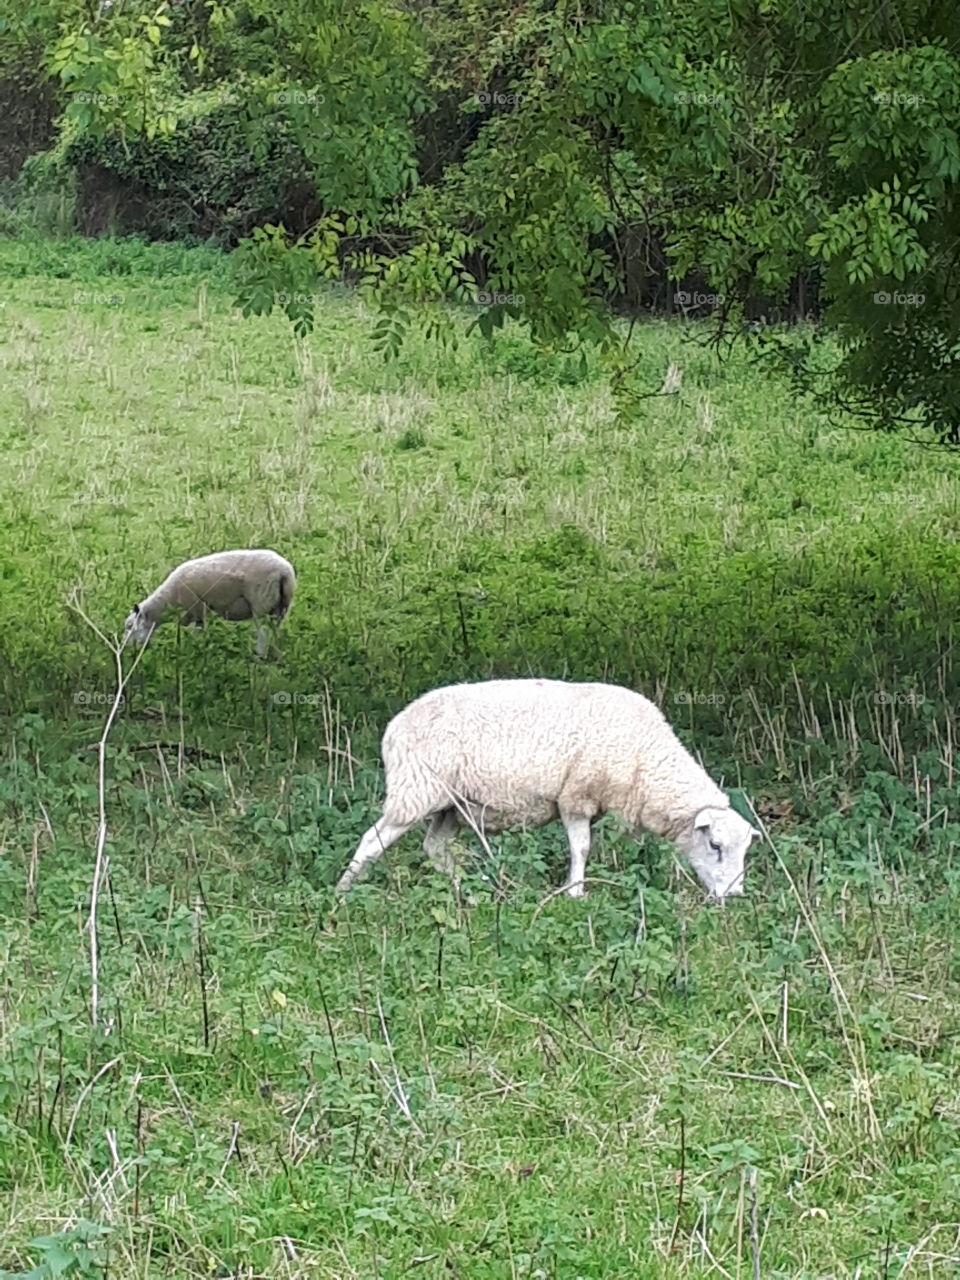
[{"x1": 1, "y1": 234, "x2": 960, "y2": 1278}]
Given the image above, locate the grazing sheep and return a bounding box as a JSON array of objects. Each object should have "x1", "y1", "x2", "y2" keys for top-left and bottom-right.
[
  {"x1": 335, "y1": 678, "x2": 759, "y2": 902},
  {"x1": 124, "y1": 549, "x2": 296, "y2": 659}
]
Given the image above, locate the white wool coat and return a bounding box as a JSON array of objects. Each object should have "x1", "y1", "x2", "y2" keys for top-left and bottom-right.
[
  {"x1": 378, "y1": 678, "x2": 729, "y2": 837},
  {"x1": 136, "y1": 549, "x2": 295, "y2": 625}
]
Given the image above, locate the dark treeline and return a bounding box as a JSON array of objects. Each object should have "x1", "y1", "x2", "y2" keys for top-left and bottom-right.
[{"x1": 1, "y1": 0, "x2": 957, "y2": 434}]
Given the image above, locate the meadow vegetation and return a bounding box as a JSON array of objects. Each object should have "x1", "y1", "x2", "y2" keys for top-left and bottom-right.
[{"x1": 1, "y1": 236, "x2": 960, "y2": 1277}]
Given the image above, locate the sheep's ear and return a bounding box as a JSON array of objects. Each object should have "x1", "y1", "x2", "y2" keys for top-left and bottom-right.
[
  {"x1": 132, "y1": 603, "x2": 141, "y2": 615},
  {"x1": 693, "y1": 809, "x2": 712, "y2": 831},
  {"x1": 751, "y1": 826, "x2": 762, "y2": 842}
]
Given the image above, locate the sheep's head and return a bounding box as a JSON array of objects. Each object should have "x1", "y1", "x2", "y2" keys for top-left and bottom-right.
[
  {"x1": 123, "y1": 604, "x2": 151, "y2": 646},
  {"x1": 676, "y1": 806, "x2": 760, "y2": 903}
]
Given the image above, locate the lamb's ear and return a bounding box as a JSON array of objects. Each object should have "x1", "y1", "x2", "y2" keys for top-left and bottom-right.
[
  {"x1": 693, "y1": 809, "x2": 713, "y2": 831},
  {"x1": 132, "y1": 603, "x2": 141, "y2": 615}
]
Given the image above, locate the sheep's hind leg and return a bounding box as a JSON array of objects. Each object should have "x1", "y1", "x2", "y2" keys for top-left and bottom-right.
[
  {"x1": 335, "y1": 818, "x2": 415, "y2": 893},
  {"x1": 422, "y1": 809, "x2": 461, "y2": 877},
  {"x1": 560, "y1": 811, "x2": 593, "y2": 898},
  {"x1": 254, "y1": 616, "x2": 284, "y2": 662}
]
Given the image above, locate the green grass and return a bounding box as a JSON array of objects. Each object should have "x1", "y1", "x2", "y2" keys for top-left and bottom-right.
[{"x1": 1, "y1": 235, "x2": 960, "y2": 1278}]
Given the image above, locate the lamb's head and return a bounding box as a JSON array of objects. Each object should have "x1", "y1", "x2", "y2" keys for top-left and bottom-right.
[
  {"x1": 123, "y1": 603, "x2": 152, "y2": 646},
  {"x1": 675, "y1": 806, "x2": 760, "y2": 902}
]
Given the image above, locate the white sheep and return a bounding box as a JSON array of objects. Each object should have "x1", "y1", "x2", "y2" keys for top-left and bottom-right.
[
  {"x1": 124, "y1": 549, "x2": 296, "y2": 659},
  {"x1": 335, "y1": 678, "x2": 759, "y2": 902}
]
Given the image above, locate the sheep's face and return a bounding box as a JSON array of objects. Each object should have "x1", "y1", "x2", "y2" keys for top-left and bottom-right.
[
  {"x1": 677, "y1": 806, "x2": 760, "y2": 903},
  {"x1": 124, "y1": 605, "x2": 151, "y2": 646}
]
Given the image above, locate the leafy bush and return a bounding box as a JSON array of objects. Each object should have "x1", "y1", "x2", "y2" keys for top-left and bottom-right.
[{"x1": 64, "y1": 92, "x2": 318, "y2": 244}]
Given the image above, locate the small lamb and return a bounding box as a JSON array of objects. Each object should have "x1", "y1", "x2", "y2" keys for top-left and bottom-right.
[
  {"x1": 124, "y1": 549, "x2": 296, "y2": 659},
  {"x1": 335, "y1": 678, "x2": 759, "y2": 902}
]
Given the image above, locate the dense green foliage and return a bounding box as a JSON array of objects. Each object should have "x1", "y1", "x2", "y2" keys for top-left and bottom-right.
[
  {"x1": 2, "y1": 238, "x2": 960, "y2": 1276},
  {"x1": 2, "y1": 0, "x2": 959, "y2": 435}
]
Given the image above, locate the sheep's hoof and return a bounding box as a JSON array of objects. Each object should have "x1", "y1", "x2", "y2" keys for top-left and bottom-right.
[{"x1": 565, "y1": 882, "x2": 587, "y2": 899}]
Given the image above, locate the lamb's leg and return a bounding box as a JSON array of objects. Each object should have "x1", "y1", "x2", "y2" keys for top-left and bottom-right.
[
  {"x1": 255, "y1": 616, "x2": 284, "y2": 662},
  {"x1": 560, "y1": 811, "x2": 592, "y2": 898},
  {"x1": 181, "y1": 603, "x2": 205, "y2": 631},
  {"x1": 335, "y1": 818, "x2": 415, "y2": 893},
  {"x1": 422, "y1": 809, "x2": 461, "y2": 876}
]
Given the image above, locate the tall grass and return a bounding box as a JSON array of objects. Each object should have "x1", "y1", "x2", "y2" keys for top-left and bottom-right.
[{"x1": 3, "y1": 235, "x2": 960, "y2": 743}]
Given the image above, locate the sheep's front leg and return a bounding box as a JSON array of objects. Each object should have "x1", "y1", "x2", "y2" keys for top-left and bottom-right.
[
  {"x1": 560, "y1": 812, "x2": 592, "y2": 898},
  {"x1": 255, "y1": 624, "x2": 268, "y2": 660},
  {"x1": 336, "y1": 818, "x2": 415, "y2": 893},
  {"x1": 181, "y1": 603, "x2": 206, "y2": 631}
]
